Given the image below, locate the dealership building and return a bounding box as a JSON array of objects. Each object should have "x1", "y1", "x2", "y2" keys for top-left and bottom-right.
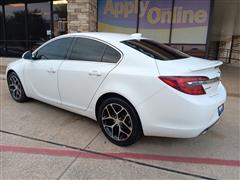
[{"x1": 0, "y1": 0, "x2": 239, "y2": 63}]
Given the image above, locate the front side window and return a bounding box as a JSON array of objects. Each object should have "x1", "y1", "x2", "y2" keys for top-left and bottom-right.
[
  {"x1": 122, "y1": 39, "x2": 190, "y2": 60},
  {"x1": 69, "y1": 37, "x2": 106, "y2": 61},
  {"x1": 36, "y1": 37, "x2": 72, "y2": 59}
]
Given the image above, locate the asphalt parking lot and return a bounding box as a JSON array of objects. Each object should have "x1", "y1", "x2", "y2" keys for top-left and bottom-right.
[{"x1": 0, "y1": 64, "x2": 240, "y2": 179}]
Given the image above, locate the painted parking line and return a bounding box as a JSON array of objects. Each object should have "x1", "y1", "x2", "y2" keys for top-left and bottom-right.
[{"x1": 1, "y1": 144, "x2": 239, "y2": 167}]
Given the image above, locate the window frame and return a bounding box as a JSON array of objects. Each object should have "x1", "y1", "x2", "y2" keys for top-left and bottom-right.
[{"x1": 66, "y1": 35, "x2": 123, "y2": 64}]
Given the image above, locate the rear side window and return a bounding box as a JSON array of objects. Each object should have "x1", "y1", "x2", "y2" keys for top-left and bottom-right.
[
  {"x1": 36, "y1": 38, "x2": 72, "y2": 60},
  {"x1": 102, "y1": 46, "x2": 121, "y2": 63},
  {"x1": 122, "y1": 39, "x2": 190, "y2": 60},
  {"x1": 69, "y1": 37, "x2": 106, "y2": 61}
]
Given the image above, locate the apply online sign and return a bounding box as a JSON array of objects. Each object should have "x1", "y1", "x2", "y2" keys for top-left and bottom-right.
[{"x1": 98, "y1": 0, "x2": 210, "y2": 44}]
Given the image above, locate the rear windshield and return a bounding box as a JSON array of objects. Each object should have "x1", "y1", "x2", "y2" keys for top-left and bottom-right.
[{"x1": 121, "y1": 39, "x2": 190, "y2": 60}]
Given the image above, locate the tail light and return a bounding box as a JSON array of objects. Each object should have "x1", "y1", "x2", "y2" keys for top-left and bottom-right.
[{"x1": 158, "y1": 76, "x2": 209, "y2": 95}]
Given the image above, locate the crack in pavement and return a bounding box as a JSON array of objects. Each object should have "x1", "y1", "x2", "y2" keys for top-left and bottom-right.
[{"x1": 56, "y1": 130, "x2": 101, "y2": 180}]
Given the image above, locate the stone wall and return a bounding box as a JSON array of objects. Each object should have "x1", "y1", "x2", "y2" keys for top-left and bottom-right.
[{"x1": 67, "y1": 0, "x2": 97, "y2": 33}]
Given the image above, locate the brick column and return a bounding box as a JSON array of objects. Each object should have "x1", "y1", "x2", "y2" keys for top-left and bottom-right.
[{"x1": 67, "y1": 0, "x2": 97, "y2": 33}]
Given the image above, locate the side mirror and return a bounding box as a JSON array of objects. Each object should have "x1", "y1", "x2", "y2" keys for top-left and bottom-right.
[{"x1": 22, "y1": 50, "x2": 33, "y2": 60}]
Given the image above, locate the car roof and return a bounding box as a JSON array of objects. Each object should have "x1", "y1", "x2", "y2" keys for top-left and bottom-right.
[{"x1": 60, "y1": 32, "x2": 144, "y2": 44}]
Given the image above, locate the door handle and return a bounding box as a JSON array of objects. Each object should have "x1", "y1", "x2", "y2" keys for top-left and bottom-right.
[
  {"x1": 47, "y1": 68, "x2": 56, "y2": 74},
  {"x1": 88, "y1": 70, "x2": 101, "y2": 77}
]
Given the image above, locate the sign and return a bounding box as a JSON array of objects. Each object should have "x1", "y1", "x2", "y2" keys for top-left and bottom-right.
[
  {"x1": 98, "y1": 0, "x2": 210, "y2": 43},
  {"x1": 171, "y1": 0, "x2": 210, "y2": 43}
]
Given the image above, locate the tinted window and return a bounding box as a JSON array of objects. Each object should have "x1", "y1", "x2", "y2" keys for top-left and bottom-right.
[
  {"x1": 122, "y1": 39, "x2": 190, "y2": 60},
  {"x1": 69, "y1": 37, "x2": 106, "y2": 61},
  {"x1": 102, "y1": 46, "x2": 121, "y2": 63},
  {"x1": 36, "y1": 38, "x2": 72, "y2": 59}
]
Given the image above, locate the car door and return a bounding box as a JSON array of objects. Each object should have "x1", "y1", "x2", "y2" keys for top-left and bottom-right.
[
  {"x1": 58, "y1": 36, "x2": 122, "y2": 110},
  {"x1": 24, "y1": 37, "x2": 72, "y2": 104}
]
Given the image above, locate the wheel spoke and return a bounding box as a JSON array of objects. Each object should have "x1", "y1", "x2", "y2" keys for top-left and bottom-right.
[
  {"x1": 110, "y1": 104, "x2": 117, "y2": 114},
  {"x1": 16, "y1": 90, "x2": 20, "y2": 98},
  {"x1": 16, "y1": 89, "x2": 21, "y2": 97},
  {"x1": 9, "y1": 85, "x2": 15, "y2": 92},
  {"x1": 13, "y1": 89, "x2": 18, "y2": 98},
  {"x1": 123, "y1": 115, "x2": 132, "y2": 128},
  {"x1": 117, "y1": 107, "x2": 124, "y2": 116},
  {"x1": 12, "y1": 77, "x2": 17, "y2": 84},
  {"x1": 117, "y1": 125, "x2": 121, "y2": 140},
  {"x1": 123, "y1": 119, "x2": 132, "y2": 130},
  {"x1": 104, "y1": 125, "x2": 113, "y2": 138},
  {"x1": 112, "y1": 124, "x2": 120, "y2": 139},
  {"x1": 120, "y1": 121, "x2": 132, "y2": 134},
  {"x1": 103, "y1": 124, "x2": 118, "y2": 138},
  {"x1": 121, "y1": 113, "x2": 129, "y2": 122},
  {"x1": 104, "y1": 106, "x2": 111, "y2": 118},
  {"x1": 102, "y1": 117, "x2": 115, "y2": 126},
  {"x1": 119, "y1": 129, "x2": 130, "y2": 139},
  {"x1": 103, "y1": 105, "x2": 117, "y2": 118},
  {"x1": 9, "y1": 84, "x2": 15, "y2": 88}
]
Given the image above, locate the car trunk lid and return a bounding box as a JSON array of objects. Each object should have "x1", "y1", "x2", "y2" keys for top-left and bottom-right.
[{"x1": 156, "y1": 57, "x2": 223, "y2": 96}]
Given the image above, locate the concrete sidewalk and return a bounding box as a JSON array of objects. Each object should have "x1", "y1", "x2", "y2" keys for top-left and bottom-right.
[
  {"x1": 221, "y1": 65, "x2": 240, "y2": 96},
  {"x1": 0, "y1": 57, "x2": 16, "y2": 74}
]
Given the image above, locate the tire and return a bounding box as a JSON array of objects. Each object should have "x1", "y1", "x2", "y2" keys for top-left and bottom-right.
[
  {"x1": 7, "y1": 71, "x2": 29, "y2": 102},
  {"x1": 97, "y1": 97, "x2": 143, "y2": 146}
]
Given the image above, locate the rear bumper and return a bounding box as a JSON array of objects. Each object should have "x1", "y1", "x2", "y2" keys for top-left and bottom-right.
[{"x1": 136, "y1": 83, "x2": 226, "y2": 138}]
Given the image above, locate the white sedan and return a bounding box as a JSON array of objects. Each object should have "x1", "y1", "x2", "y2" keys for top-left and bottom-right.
[{"x1": 6, "y1": 32, "x2": 226, "y2": 146}]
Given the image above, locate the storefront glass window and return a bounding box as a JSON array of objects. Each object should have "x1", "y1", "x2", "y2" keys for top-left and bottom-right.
[
  {"x1": 171, "y1": 44, "x2": 206, "y2": 58},
  {"x1": 53, "y1": 0, "x2": 68, "y2": 36},
  {"x1": 5, "y1": 3, "x2": 26, "y2": 56},
  {"x1": 98, "y1": 0, "x2": 138, "y2": 33},
  {"x1": 97, "y1": 0, "x2": 210, "y2": 46},
  {"x1": 138, "y1": 0, "x2": 172, "y2": 43},
  {"x1": 28, "y1": 2, "x2": 51, "y2": 50},
  {"x1": 1, "y1": 1, "x2": 68, "y2": 57},
  {"x1": 170, "y1": 0, "x2": 210, "y2": 44},
  {"x1": 208, "y1": 0, "x2": 240, "y2": 63}
]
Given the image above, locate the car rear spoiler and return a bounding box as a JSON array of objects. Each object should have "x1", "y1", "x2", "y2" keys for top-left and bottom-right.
[{"x1": 190, "y1": 61, "x2": 223, "y2": 72}]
